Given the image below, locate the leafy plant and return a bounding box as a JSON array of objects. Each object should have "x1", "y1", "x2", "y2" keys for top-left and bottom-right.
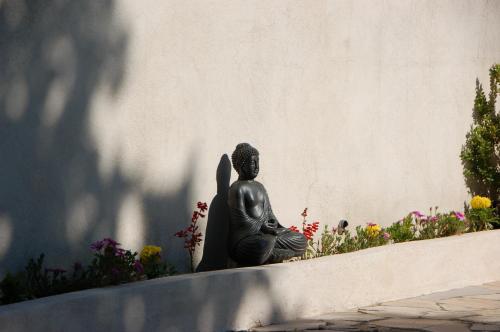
[
  {"x1": 466, "y1": 207, "x2": 497, "y2": 232},
  {"x1": 301, "y1": 224, "x2": 345, "y2": 258},
  {"x1": 317, "y1": 225, "x2": 340, "y2": 256},
  {"x1": 0, "y1": 238, "x2": 175, "y2": 306},
  {"x1": 0, "y1": 272, "x2": 26, "y2": 304},
  {"x1": 460, "y1": 64, "x2": 500, "y2": 205},
  {"x1": 175, "y1": 201, "x2": 207, "y2": 272},
  {"x1": 0, "y1": 254, "x2": 73, "y2": 304},
  {"x1": 336, "y1": 230, "x2": 358, "y2": 254},
  {"x1": 435, "y1": 213, "x2": 466, "y2": 237},
  {"x1": 465, "y1": 196, "x2": 499, "y2": 231},
  {"x1": 386, "y1": 213, "x2": 417, "y2": 243},
  {"x1": 352, "y1": 224, "x2": 390, "y2": 250},
  {"x1": 139, "y1": 245, "x2": 176, "y2": 279},
  {"x1": 87, "y1": 238, "x2": 143, "y2": 286}
]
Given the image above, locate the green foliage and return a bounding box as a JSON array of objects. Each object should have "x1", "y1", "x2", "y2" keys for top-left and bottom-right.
[
  {"x1": 305, "y1": 225, "x2": 346, "y2": 258},
  {"x1": 0, "y1": 254, "x2": 75, "y2": 305},
  {"x1": 460, "y1": 64, "x2": 500, "y2": 202},
  {"x1": 386, "y1": 215, "x2": 415, "y2": 243},
  {"x1": 352, "y1": 225, "x2": 389, "y2": 250},
  {"x1": 466, "y1": 205, "x2": 499, "y2": 232},
  {"x1": 435, "y1": 214, "x2": 466, "y2": 237},
  {"x1": 336, "y1": 230, "x2": 359, "y2": 254},
  {"x1": 299, "y1": 205, "x2": 483, "y2": 263},
  {"x1": 142, "y1": 258, "x2": 176, "y2": 279},
  {"x1": 317, "y1": 225, "x2": 340, "y2": 256},
  {"x1": 87, "y1": 247, "x2": 141, "y2": 287},
  {"x1": 303, "y1": 223, "x2": 390, "y2": 259},
  {"x1": 0, "y1": 272, "x2": 26, "y2": 304},
  {"x1": 0, "y1": 239, "x2": 176, "y2": 306}
]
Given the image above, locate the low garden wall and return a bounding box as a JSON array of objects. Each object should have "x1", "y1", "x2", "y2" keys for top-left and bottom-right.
[{"x1": 1, "y1": 230, "x2": 500, "y2": 332}]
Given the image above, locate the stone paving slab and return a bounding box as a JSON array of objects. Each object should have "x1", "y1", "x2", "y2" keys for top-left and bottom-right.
[{"x1": 249, "y1": 282, "x2": 500, "y2": 332}]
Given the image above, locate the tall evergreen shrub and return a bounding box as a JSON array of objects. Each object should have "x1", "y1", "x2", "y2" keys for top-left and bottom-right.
[{"x1": 460, "y1": 64, "x2": 500, "y2": 205}]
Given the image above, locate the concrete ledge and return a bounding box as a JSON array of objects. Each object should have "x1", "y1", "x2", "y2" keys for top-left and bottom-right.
[{"x1": 2, "y1": 230, "x2": 500, "y2": 332}]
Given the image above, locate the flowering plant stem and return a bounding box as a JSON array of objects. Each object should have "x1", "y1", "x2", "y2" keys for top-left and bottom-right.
[{"x1": 175, "y1": 202, "x2": 207, "y2": 272}]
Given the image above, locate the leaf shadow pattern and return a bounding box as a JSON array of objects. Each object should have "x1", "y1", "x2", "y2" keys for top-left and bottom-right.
[{"x1": 0, "y1": 0, "x2": 192, "y2": 275}]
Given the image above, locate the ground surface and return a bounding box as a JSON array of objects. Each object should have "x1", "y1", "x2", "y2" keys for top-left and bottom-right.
[{"x1": 250, "y1": 281, "x2": 500, "y2": 331}]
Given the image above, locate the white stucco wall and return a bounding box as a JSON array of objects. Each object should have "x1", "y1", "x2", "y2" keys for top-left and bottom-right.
[{"x1": 1, "y1": 0, "x2": 499, "y2": 273}]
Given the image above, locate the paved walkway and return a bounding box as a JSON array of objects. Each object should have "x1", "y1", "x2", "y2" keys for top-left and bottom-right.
[{"x1": 251, "y1": 281, "x2": 500, "y2": 331}]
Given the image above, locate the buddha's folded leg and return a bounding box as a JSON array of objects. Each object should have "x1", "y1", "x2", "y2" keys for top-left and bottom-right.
[
  {"x1": 275, "y1": 230, "x2": 307, "y2": 256},
  {"x1": 230, "y1": 233, "x2": 276, "y2": 266}
]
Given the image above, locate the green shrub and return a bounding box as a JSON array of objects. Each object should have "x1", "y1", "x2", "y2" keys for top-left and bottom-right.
[
  {"x1": 465, "y1": 202, "x2": 499, "y2": 232},
  {"x1": 386, "y1": 214, "x2": 416, "y2": 243},
  {"x1": 435, "y1": 213, "x2": 466, "y2": 237},
  {"x1": 460, "y1": 64, "x2": 500, "y2": 204}
]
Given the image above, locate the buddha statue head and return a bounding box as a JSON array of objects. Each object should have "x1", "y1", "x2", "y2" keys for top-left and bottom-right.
[{"x1": 231, "y1": 143, "x2": 259, "y2": 180}]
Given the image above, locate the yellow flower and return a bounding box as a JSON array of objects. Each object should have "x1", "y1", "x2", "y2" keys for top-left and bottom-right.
[
  {"x1": 470, "y1": 195, "x2": 492, "y2": 209},
  {"x1": 140, "y1": 245, "x2": 162, "y2": 262},
  {"x1": 366, "y1": 223, "x2": 381, "y2": 237}
]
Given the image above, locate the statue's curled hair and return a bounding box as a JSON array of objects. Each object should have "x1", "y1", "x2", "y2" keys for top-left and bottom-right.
[{"x1": 231, "y1": 143, "x2": 259, "y2": 173}]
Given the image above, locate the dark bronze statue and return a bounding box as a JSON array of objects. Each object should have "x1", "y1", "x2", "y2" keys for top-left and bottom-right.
[{"x1": 227, "y1": 143, "x2": 307, "y2": 266}]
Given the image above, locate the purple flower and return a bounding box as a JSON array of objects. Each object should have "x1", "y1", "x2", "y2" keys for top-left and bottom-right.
[
  {"x1": 453, "y1": 212, "x2": 465, "y2": 221},
  {"x1": 102, "y1": 238, "x2": 120, "y2": 248},
  {"x1": 412, "y1": 211, "x2": 425, "y2": 218},
  {"x1": 430, "y1": 216, "x2": 438, "y2": 222},
  {"x1": 383, "y1": 232, "x2": 391, "y2": 240},
  {"x1": 90, "y1": 240, "x2": 104, "y2": 251},
  {"x1": 133, "y1": 260, "x2": 144, "y2": 274}
]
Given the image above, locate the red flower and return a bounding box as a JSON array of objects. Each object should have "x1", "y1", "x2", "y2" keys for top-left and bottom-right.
[
  {"x1": 197, "y1": 202, "x2": 208, "y2": 212},
  {"x1": 289, "y1": 225, "x2": 299, "y2": 232},
  {"x1": 175, "y1": 201, "x2": 207, "y2": 271}
]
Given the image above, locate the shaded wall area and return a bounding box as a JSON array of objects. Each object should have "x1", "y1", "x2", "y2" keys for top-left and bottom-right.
[{"x1": 0, "y1": 0, "x2": 195, "y2": 275}]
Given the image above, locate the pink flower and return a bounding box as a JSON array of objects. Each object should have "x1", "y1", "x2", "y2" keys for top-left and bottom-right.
[
  {"x1": 367, "y1": 222, "x2": 377, "y2": 227},
  {"x1": 412, "y1": 211, "x2": 425, "y2": 218},
  {"x1": 452, "y1": 211, "x2": 465, "y2": 221},
  {"x1": 383, "y1": 232, "x2": 391, "y2": 240}
]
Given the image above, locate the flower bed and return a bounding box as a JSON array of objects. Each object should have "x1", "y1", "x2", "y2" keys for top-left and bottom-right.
[
  {"x1": 290, "y1": 196, "x2": 498, "y2": 260},
  {"x1": 1, "y1": 229, "x2": 500, "y2": 332},
  {"x1": 1, "y1": 197, "x2": 498, "y2": 306}
]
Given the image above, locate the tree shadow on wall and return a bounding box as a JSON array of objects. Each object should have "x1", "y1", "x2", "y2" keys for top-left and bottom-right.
[
  {"x1": 197, "y1": 154, "x2": 231, "y2": 272},
  {"x1": 0, "y1": 2, "x2": 289, "y2": 330},
  {"x1": 0, "y1": 0, "x2": 194, "y2": 275}
]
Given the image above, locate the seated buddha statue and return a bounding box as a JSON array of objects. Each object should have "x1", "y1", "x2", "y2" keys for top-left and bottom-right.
[{"x1": 227, "y1": 143, "x2": 307, "y2": 266}]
